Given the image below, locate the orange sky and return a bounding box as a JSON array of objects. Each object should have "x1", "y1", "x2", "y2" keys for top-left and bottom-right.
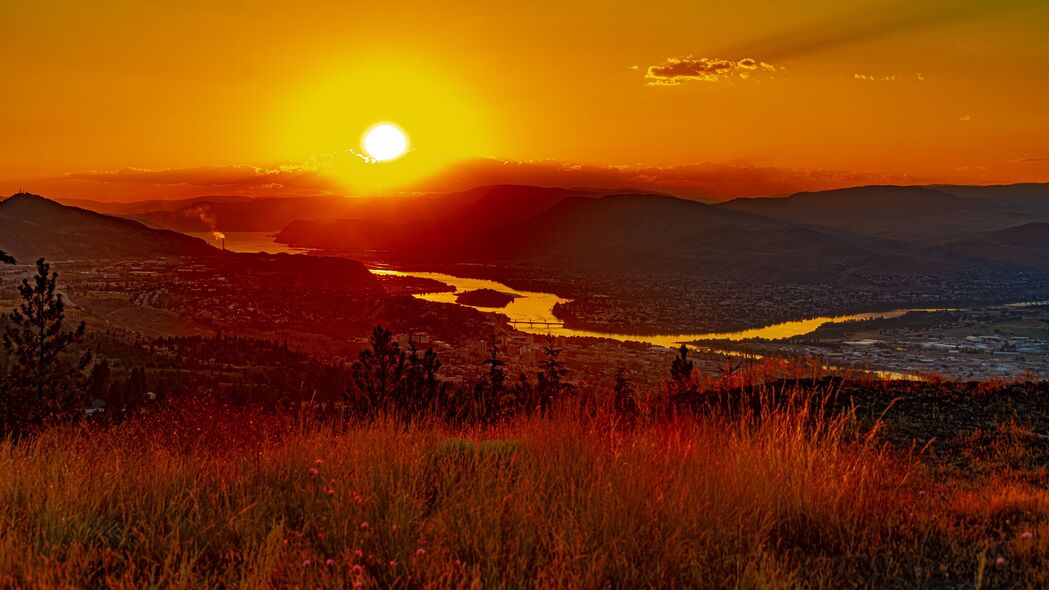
[{"x1": 3, "y1": 0, "x2": 1049, "y2": 201}]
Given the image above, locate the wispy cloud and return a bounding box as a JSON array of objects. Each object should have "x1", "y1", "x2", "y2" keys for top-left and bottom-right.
[
  {"x1": 417, "y1": 158, "x2": 923, "y2": 200},
  {"x1": 46, "y1": 157, "x2": 924, "y2": 202},
  {"x1": 853, "y1": 73, "x2": 897, "y2": 82},
  {"x1": 645, "y1": 56, "x2": 776, "y2": 85},
  {"x1": 708, "y1": 0, "x2": 1037, "y2": 62}
]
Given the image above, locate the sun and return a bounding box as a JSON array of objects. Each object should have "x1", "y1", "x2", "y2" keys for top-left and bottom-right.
[{"x1": 362, "y1": 123, "x2": 408, "y2": 161}]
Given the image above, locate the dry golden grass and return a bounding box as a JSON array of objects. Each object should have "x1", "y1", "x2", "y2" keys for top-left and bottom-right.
[{"x1": 0, "y1": 388, "x2": 1047, "y2": 589}]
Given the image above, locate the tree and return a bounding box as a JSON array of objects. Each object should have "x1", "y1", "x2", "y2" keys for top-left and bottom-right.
[
  {"x1": 468, "y1": 334, "x2": 515, "y2": 424},
  {"x1": 86, "y1": 359, "x2": 111, "y2": 402},
  {"x1": 669, "y1": 344, "x2": 696, "y2": 395},
  {"x1": 0, "y1": 250, "x2": 14, "y2": 265},
  {"x1": 612, "y1": 367, "x2": 638, "y2": 420},
  {"x1": 1, "y1": 258, "x2": 91, "y2": 433},
  {"x1": 536, "y1": 334, "x2": 569, "y2": 412},
  {"x1": 349, "y1": 325, "x2": 405, "y2": 415},
  {"x1": 400, "y1": 341, "x2": 444, "y2": 418}
]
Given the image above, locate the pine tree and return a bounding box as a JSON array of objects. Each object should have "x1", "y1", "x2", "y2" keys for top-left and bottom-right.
[
  {"x1": 537, "y1": 334, "x2": 569, "y2": 412},
  {"x1": 612, "y1": 366, "x2": 638, "y2": 420},
  {"x1": 472, "y1": 335, "x2": 510, "y2": 423},
  {"x1": 1, "y1": 258, "x2": 90, "y2": 433},
  {"x1": 400, "y1": 340, "x2": 444, "y2": 418},
  {"x1": 87, "y1": 359, "x2": 111, "y2": 402},
  {"x1": 349, "y1": 325, "x2": 405, "y2": 414},
  {"x1": 669, "y1": 344, "x2": 695, "y2": 396},
  {"x1": 0, "y1": 250, "x2": 14, "y2": 265}
]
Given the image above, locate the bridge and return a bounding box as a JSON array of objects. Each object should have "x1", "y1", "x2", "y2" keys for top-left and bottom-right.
[{"x1": 510, "y1": 319, "x2": 565, "y2": 328}]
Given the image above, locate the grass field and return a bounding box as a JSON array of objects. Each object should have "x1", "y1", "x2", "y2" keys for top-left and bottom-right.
[{"x1": 1, "y1": 382, "x2": 1048, "y2": 589}]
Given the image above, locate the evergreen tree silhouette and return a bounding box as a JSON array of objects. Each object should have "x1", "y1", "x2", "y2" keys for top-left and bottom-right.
[
  {"x1": 537, "y1": 334, "x2": 569, "y2": 412},
  {"x1": 87, "y1": 359, "x2": 111, "y2": 402},
  {"x1": 1, "y1": 258, "x2": 90, "y2": 433},
  {"x1": 349, "y1": 325, "x2": 405, "y2": 415},
  {"x1": 0, "y1": 250, "x2": 14, "y2": 265},
  {"x1": 612, "y1": 366, "x2": 638, "y2": 420},
  {"x1": 670, "y1": 344, "x2": 695, "y2": 395},
  {"x1": 401, "y1": 340, "x2": 444, "y2": 417}
]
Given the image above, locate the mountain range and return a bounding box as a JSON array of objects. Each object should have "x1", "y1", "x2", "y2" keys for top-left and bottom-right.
[
  {"x1": 0, "y1": 193, "x2": 215, "y2": 261},
  {"x1": 17, "y1": 182, "x2": 1049, "y2": 285}
]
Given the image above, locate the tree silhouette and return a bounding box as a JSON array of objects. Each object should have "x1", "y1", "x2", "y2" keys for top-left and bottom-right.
[
  {"x1": 87, "y1": 358, "x2": 111, "y2": 402},
  {"x1": 669, "y1": 344, "x2": 695, "y2": 395},
  {"x1": 468, "y1": 334, "x2": 514, "y2": 424},
  {"x1": 536, "y1": 334, "x2": 569, "y2": 412},
  {"x1": 1, "y1": 258, "x2": 90, "y2": 433},
  {"x1": 400, "y1": 340, "x2": 444, "y2": 418},
  {"x1": 612, "y1": 366, "x2": 638, "y2": 421},
  {"x1": 349, "y1": 325, "x2": 405, "y2": 415},
  {"x1": 0, "y1": 250, "x2": 14, "y2": 265}
]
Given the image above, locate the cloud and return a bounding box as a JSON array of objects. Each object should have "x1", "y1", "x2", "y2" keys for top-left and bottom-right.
[
  {"x1": 958, "y1": 114, "x2": 972, "y2": 122},
  {"x1": 853, "y1": 73, "x2": 897, "y2": 82},
  {"x1": 645, "y1": 56, "x2": 776, "y2": 85},
  {"x1": 709, "y1": 0, "x2": 1037, "y2": 63},
  {"x1": 415, "y1": 158, "x2": 923, "y2": 200},
  {"x1": 1014, "y1": 156, "x2": 1049, "y2": 163},
  {"x1": 42, "y1": 156, "x2": 928, "y2": 203},
  {"x1": 65, "y1": 164, "x2": 327, "y2": 189}
]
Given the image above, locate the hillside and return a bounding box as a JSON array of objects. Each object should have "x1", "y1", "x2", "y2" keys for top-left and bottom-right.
[
  {"x1": 717, "y1": 185, "x2": 1039, "y2": 241},
  {"x1": 929, "y1": 222, "x2": 1049, "y2": 267},
  {"x1": 0, "y1": 193, "x2": 216, "y2": 261},
  {"x1": 119, "y1": 185, "x2": 602, "y2": 233}
]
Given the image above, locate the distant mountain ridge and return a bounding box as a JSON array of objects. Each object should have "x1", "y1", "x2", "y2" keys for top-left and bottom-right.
[
  {"x1": 0, "y1": 192, "x2": 378, "y2": 289},
  {"x1": 717, "y1": 185, "x2": 1039, "y2": 241},
  {"x1": 51, "y1": 182, "x2": 1049, "y2": 283},
  {"x1": 271, "y1": 183, "x2": 1049, "y2": 282},
  {"x1": 0, "y1": 193, "x2": 216, "y2": 261}
]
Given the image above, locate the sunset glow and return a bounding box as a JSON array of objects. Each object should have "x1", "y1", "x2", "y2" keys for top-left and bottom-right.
[
  {"x1": 362, "y1": 124, "x2": 408, "y2": 162},
  {"x1": 3, "y1": 2, "x2": 1049, "y2": 587},
  {"x1": 2, "y1": 1, "x2": 1047, "y2": 200}
]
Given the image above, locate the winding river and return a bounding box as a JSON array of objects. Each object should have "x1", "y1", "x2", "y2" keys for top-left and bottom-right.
[
  {"x1": 372, "y1": 269, "x2": 944, "y2": 349},
  {"x1": 194, "y1": 232, "x2": 952, "y2": 350}
]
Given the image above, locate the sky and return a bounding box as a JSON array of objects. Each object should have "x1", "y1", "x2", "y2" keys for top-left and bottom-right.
[{"x1": 2, "y1": 0, "x2": 1049, "y2": 201}]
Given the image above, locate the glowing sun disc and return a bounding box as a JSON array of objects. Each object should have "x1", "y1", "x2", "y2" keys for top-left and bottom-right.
[{"x1": 362, "y1": 123, "x2": 408, "y2": 161}]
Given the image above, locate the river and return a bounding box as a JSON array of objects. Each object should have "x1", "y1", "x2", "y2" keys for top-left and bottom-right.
[
  {"x1": 371, "y1": 269, "x2": 948, "y2": 349},
  {"x1": 193, "y1": 232, "x2": 952, "y2": 351}
]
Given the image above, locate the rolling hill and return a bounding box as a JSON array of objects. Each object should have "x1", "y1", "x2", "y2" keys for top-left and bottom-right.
[
  {"x1": 0, "y1": 193, "x2": 216, "y2": 261},
  {"x1": 716, "y1": 185, "x2": 1039, "y2": 241}
]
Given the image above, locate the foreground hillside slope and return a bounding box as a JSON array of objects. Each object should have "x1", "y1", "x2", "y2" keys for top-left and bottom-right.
[
  {"x1": 2, "y1": 375, "x2": 1048, "y2": 589},
  {"x1": 0, "y1": 193, "x2": 215, "y2": 261}
]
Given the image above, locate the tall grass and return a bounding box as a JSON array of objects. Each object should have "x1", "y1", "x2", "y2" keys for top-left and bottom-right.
[{"x1": 0, "y1": 387, "x2": 1045, "y2": 588}]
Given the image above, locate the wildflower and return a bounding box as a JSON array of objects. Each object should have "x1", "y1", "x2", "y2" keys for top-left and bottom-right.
[
  {"x1": 314, "y1": 458, "x2": 324, "y2": 465},
  {"x1": 1022, "y1": 531, "x2": 1034, "y2": 539},
  {"x1": 389, "y1": 560, "x2": 397, "y2": 568},
  {"x1": 354, "y1": 582, "x2": 363, "y2": 589},
  {"x1": 359, "y1": 521, "x2": 369, "y2": 531},
  {"x1": 416, "y1": 548, "x2": 426, "y2": 556},
  {"x1": 328, "y1": 488, "x2": 335, "y2": 496},
  {"x1": 392, "y1": 523, "x2": 398, "y2": 533},
  {"x1": 996, "y1": 556, "x2": 1006, "y2": 565},
  {"x1": 282, "y1": 538, "x2": 289, "y2": 546},
  {"x1": 355, "y1": 549, "x2": 364, "y2": 558},
  {"x1": 352, "y1": 564, "x2": 363, "y2": 573},
  {"x1": 303, "y1": 559, "x2": 312, "y2": 567},
  {"x1": 308, "y1": 467, "x2": 319, "y2": 477},
  {"x1": 325, "y1": 558, "x2": 334, "y2": 567}
]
